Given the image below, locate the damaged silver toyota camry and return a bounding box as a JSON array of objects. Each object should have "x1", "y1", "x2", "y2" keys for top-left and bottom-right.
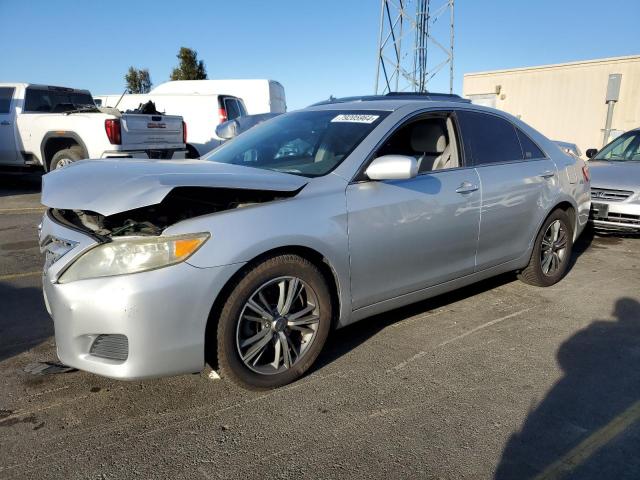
[{"x1": 39, "y1": 96, "x2": 591, "y2": 389}]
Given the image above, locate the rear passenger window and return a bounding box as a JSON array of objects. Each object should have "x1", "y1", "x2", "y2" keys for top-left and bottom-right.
[
  {"x1": 457, "y1": 111, "x2": 523, "y2": 165},
  {"x1": 516, "y1": 128, "x2": 545, "y2": 159},
  {"x1": 237, "y1": 100, "x2": 247, "y2": 117},
  {"x1": 225, "y1": 98, "x2": 241, "y2": 120},
  {"x1": 0, "y1": 87, "x2": 14, "y2": 113}
]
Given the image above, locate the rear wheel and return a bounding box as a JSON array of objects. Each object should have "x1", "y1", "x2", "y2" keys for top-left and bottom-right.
[
  {"x1": 217, "y1": 255, "x2": 332, "y2": 390},
  {"x1": 50, "y1": 146, "x2": 84, "y2": 170},
  {"x1": 518, "y1": 209, "x2": 573, "y2": 287}
]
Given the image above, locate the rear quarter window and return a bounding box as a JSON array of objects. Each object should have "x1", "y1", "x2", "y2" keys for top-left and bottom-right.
[{"x1": 516, "y1": 128, "x2": 546, "y2": 159}]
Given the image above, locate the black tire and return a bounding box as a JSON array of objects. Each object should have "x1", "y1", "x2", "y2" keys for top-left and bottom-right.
[
  {"x1": 50, "y1": 146, "x2": 84, "y2": 170},
  {"x1": 185, "y1": 144, "x2": 200, "y2": 159},
  {"x1": 518, "y1": 209, "x2": 573, "y2": 287},
  {"x1": 217, "y1": 255, "x2": 332, "y2": 390}
]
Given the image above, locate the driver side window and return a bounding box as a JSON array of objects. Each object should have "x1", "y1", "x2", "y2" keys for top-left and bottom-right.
[{"x1": 375, "y1": 113, "x2": 461, "y2": 174}]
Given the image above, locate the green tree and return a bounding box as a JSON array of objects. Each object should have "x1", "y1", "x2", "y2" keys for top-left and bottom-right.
[
  {"x1": 125, "y1": 67, "x2": 152, "y2": 94},
  {"x1": 170, "y1": 47, "x2": 207, "y2": 80}
]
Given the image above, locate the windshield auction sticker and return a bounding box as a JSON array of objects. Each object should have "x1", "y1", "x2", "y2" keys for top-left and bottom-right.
[{"x1": 331, "y1": 114, "x2": 380, "y2": 124}]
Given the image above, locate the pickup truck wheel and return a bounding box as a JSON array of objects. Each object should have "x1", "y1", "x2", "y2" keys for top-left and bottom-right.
[
  {"x1": 50, "y1": 146, "x2": 84, "y2": 170},
  {"x1": 217, "y1": 255, "x2": 332, "y2": 390},
  {"x1": 518, "y1": 209, "x2": 573, "y2": 287}
]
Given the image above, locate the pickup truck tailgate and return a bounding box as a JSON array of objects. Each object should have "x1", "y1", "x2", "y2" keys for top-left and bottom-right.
[{"x1": 121, "y1": 114, "x2": 183, "y2": 149}]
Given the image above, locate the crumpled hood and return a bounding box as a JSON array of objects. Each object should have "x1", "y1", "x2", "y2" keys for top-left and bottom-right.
[
  {"x1": 588, "y1": 160, "x2": 640, "y2": 192},
  {"x1": 41, "y1": 159, "x2": 308, "y2": 216}
]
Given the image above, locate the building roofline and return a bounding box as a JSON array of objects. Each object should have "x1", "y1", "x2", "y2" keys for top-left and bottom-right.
[{"x1": 463, "y1": 54, "x2": 640, "y2": 78}]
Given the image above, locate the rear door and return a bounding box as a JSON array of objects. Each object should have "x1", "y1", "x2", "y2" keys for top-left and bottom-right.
[
  {"x1": 456, "y1": 110, "x2": 557, "y2": 270},
  {"x1": 0, "y1": 87, "x2": 18, "y2": 164}
]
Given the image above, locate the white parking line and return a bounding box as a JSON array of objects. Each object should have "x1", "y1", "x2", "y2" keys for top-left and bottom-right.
[
  {"x1": 388, "y1": 308, "x2": 532, "y2": 372},
  {"x1": 437, "y1": 308, "x2": 532, "y2": 347},
  {"x1": 0, "y1": 271, "x2": 41, "y2": 281},
  {"x1": 0, "y1": 207, "x2": 46, "y2": 214}
]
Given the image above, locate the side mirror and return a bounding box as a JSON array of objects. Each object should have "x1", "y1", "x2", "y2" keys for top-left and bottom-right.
[
  {"x1": 586, "y1": 148, "x2": 598, "y2": 159},
  {"x1": 365, "y1": 155, "x2": 418, "y2": 181},
  {"x1": 216, "y1": 119, "x2": 240, "y2": 140}
]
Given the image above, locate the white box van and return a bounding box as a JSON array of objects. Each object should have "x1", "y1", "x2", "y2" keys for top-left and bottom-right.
[
  {"x1": 149, "y1": 79, "x2": 286, "y2": 114},
  {"x1": 96, "y1": 79, "x2": 286, "y2": 157}
]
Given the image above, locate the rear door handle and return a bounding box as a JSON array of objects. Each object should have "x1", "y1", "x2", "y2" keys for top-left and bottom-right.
[
  {"x1": 0, "y1": 120, "x2": 11, "y2": 126},
  {"x1": 539, "y1": 170, "x2": 555, "y2": 178},
  {"x1": 456, "y1": 181, "x2": 479, "y2": 194}
]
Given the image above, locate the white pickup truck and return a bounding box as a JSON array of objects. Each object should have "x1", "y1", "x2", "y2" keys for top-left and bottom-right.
[{"x1": 0, "y1": 83, "x2": 186, "y2": 171}]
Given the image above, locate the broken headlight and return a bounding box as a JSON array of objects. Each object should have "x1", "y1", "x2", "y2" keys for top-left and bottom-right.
[{"x1": 58, "y1": 233, "x2": 210, "y2": 283}]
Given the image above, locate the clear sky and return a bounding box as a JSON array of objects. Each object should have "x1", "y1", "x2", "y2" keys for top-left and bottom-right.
[{"x1": 1, "y1": 0, "x2": 638, "y2": 110}]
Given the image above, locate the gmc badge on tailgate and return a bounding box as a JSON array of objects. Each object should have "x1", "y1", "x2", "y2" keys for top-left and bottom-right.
[{"x1": 147, "y1": 122, "x2": 167, "y2": 129}]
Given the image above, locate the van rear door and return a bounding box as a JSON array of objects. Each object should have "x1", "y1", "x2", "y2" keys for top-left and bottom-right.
[
  {"x1": 0, "y1": 87, "x2": 18, "y2": 164},
  {"x1": 120, "y1": 114, "x2": 184, "y2": 151}
]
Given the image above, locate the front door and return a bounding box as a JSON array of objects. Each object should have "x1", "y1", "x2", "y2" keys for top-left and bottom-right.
[
  {"x1": 0, "y1": 87, "x2": 17, "y2": 164},
  {"x1": 346, "y1": 113, "x2": 481, "y2": 310}
]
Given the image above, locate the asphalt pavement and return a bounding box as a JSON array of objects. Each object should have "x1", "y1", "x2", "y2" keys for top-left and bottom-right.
[{"x1": 1, "y1": 171, "x2": 639, "y2": 480}]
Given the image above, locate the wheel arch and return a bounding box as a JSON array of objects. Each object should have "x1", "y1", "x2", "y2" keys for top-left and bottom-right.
[
  {"x1": 554, "y1": 200, "x2": 577, "y2": 237},
  {"x1": 40, "y1": 132, "x2": 88, "y2": 171},
  {"x1": 185, "y1": 143, "x2": 200, "y2": 159},
  {"x1": 204, "y1": 245, "x2": 342, "y2": 370}
]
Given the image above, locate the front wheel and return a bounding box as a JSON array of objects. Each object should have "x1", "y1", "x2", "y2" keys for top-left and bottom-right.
[
  {"x1": 217, "y1": 255, "x2": 332, "y2": 390},
  {"x1": 518, "y1": 209, "x2": 573, "y2": 287}
]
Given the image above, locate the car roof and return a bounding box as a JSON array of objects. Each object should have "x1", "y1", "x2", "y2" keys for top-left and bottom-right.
[{"x1": 305, "y1": 92, "x2": 473, "y2": 112}]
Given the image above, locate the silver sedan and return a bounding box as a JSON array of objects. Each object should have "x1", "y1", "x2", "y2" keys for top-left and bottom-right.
[
  {"x1": 586, "y1": 128, "x2": 640, "y2": 232},
  {"x1": 39, "y1": 97, "x2": 591, "y2": 389}
]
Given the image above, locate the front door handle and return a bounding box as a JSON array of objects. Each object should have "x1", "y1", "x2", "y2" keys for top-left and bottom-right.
[
  {"x1": 0, "y1": 120, "x2": 11, "y2": 126},
  {"x1": 539, "y1": 170, "x2": 555, "y2": 178},
  {"x1": 456, "y1": 181, "x2": 479, "y2": 194}
]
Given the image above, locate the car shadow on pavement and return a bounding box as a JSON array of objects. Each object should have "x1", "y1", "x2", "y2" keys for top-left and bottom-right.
[
  {"x1": 494, "y1": 297, "x2": 640, "y2": 479},
  {"x1": 0, "y1": 171, "x2": 42, "y2": 198},
  {"x1": 0, "y1": 280, "x2": 52, "y2": 363}
]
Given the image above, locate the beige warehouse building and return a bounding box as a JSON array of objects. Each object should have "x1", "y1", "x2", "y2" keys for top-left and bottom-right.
[{"x1": 463, "y1": 55, "x2": 640, "y2": 157}]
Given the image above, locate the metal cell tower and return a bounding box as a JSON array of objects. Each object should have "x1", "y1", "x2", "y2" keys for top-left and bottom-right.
[{"x1": 374, "y1": 0, "x2": 455, "y2": 94}]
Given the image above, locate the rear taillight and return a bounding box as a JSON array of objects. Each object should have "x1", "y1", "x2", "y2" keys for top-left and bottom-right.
[
  {"x1": 182, "y1": 121, "x2": 187, "y2": 144},
  {"x1": 218, "y1": 107, "x2": 228, "y2": 124},
  {"x1": 582, "y1": 164, "x2": 590, "y2": 183},
  {"x1": 105, "y1": 119, "x2": 121, "y2": 145}
]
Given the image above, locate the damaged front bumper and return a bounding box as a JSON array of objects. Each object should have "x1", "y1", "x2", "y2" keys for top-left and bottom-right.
[{"x1": 40, "y1": 211, "x2": 242, "y2": 380}]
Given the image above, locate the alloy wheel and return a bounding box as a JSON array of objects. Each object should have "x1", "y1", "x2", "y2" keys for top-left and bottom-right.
[
  {"x1": 236, "y1": 276, "x2": 320, "y2": 375},
  {"x1": 540, "y1": 219, "x2": 568, "y2": 276},
  {"x1": 55, "y1": 158, "x2": 75, "y2": 169}
]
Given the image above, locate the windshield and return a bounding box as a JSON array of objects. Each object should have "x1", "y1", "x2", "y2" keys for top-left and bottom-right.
[
  {"x1": 203, "y1": 110, "x2": 389, "y2": 177},
  {"x1": 594, "y1": 131, "x2": 640, "y2": 161}
]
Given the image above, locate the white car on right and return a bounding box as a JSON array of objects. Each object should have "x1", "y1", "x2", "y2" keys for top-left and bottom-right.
[{"x1": 586, "y1": 128, "x2": 640, "y2": 232}]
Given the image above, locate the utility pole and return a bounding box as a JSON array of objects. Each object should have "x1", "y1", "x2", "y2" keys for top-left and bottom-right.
[
  {"x1": 602, "y1": 73, "x2": 622, "y2": 147},
  {"x1": 375, "y1": 0, "x2": 454, "y2": 94}
]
